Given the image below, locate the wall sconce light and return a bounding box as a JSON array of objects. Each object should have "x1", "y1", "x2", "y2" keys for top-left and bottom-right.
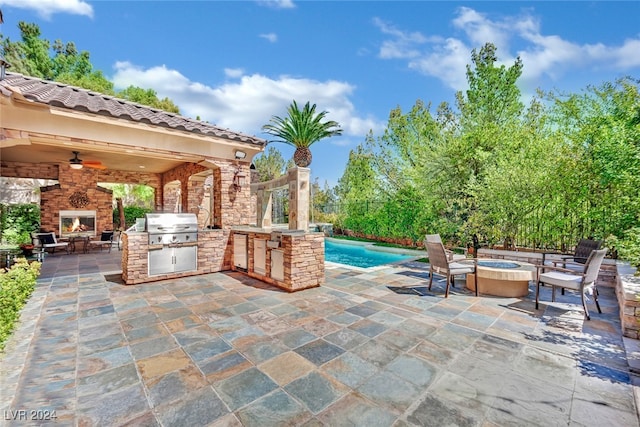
[
  {"x1": 234, "y1": 150, "x2": 247, "y2": 159},
  {"x1": 233, "y1": 168, "x2": 247, "y2": 191}
]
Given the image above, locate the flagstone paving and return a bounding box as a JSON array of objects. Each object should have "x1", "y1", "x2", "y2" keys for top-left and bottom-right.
[{"x1": 1, "y1": 251, "x2": 639, "y2": 426}]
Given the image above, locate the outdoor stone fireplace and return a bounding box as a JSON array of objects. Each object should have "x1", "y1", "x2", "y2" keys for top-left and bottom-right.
[{"x1": 59, "y1": 210, "x2": 96, "y2": 238}]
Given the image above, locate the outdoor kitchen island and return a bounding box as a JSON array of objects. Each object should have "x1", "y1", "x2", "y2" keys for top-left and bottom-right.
[
  {"x1": 121, "y1": 212, "x2": 233, "y2": 285},
  {"x1": 230, "y1": 227, "x2": 325, "y2": 292},
  {"x1": 121, "y1": 227, "x2": 324, "y2": 289}
]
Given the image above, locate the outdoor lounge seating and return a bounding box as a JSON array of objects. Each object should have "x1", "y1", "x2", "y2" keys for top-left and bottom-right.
[
  {"x1": 32, "y1": 232, "x2": 70, "y2": 254},
  {"x1": 88, "y1": 231, "x2": 114, "y2": 253},
  {"x1": 426, "y1": 240, "x2": 477, "y2": 297},
  {"x1": 536, "y1": 248, "x2": 607, "y2": 320}
]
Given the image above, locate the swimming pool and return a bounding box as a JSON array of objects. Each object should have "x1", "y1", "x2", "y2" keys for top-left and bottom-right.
[{"x1": 324, "y1": 239, "x2": 414, "y2": 268}]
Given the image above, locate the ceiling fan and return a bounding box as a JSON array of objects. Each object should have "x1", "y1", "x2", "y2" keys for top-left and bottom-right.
[{"x1": 69, "y1": 151, "x2": 106, "y2": 170}]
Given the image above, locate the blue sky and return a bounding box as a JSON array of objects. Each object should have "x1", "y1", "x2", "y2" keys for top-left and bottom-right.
[{"x1": 1, "y1": 1, "x2": 639, "y2": 186}]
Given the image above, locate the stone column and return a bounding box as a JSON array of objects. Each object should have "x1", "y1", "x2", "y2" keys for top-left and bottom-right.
[{"x1": 288, "y1": 167, "x2": 310, "y2": 231}]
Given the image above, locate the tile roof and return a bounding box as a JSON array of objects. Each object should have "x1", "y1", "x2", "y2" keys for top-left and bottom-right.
[{"x1": 0, "y1": 72, "x2": 267, "y2": 146}]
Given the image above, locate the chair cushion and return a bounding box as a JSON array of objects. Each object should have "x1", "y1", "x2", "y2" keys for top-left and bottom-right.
[
  {"x1": 449, "y1": 262, "x2": 474, "y2": 274},
  {"x1": 40, "y1": 233, "x2": 55, "y2": 244},
  {"x1": 539, "y1": 271, "x2": 582, "y2": 290},
  {"x1": 100, "y1": 231, "x2": 114, "y2": 241}
]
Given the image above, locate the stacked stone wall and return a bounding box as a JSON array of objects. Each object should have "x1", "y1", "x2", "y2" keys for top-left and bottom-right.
[
  {"x1": 122, "y1": 230, "x2": 232, "y2": 285},
  {"x1": 1, "y1": 161, "x2": 163, "y2": 235},
  {"x1": 239, "y1": 231, "x2": 324, "y2": 292},
  {"x1": 282, "y1": 232, "x2": 325, "y2": 291},
  {"x1": 616, "y1": 265, "x2": 640, "y2": 340},
  {"x1": 0, "y1": 161, "x2": 59, "y2": 180}
]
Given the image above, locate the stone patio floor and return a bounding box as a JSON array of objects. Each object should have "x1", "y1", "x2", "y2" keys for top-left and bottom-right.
[{"x1": 1, "y1": 250, "x2": 639, "y2": 426}]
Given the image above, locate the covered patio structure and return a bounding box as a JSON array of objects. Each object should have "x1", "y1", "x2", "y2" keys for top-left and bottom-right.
[
  {"x1": 0, "y1": 72, "x2": 266, "y2": 234},
  {"x1": 1, "y1": 72, "x2": 269, "y2": 281}
]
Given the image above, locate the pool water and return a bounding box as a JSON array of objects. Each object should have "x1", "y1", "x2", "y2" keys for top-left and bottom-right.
[
  {"x1": 477, "y1": 261, "x2": 520, "y2": 269},
  {"x1": 324, "y1": 239, "x2": 412, "y2": 268}
]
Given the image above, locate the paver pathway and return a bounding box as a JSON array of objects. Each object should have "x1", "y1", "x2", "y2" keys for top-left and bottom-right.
[{"x1": 1, "y1": 253, "x2": 638, "y2": 426}]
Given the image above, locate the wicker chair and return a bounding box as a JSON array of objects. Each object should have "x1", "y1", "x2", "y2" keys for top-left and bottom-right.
[
  {"x1": 552, "y1": 238, "x2": 603, "y2": 295},
  {"x1": 425, "y1": 234, "x2": 466, "y2": 261},
  {"x1": 536, "y1": 248, "x2": 607, "y2": 320},
  {"x1": 555, "y1": 238, "x2": 603, "y2": 267},
  {"x1": 426, "y1": 241, "x2": 477, "y2": 297}
]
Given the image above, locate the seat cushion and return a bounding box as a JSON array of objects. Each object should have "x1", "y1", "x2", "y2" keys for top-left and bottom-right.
[
  {"x1": 39, "y1": 233, "x2": 55, "y2": 244},
  {"x1": 539, "y1": 271, "x2": 582, "y2": 290},
  {"x1": 449, "y1": 262, "x2": 474, "y2": 274},
  {"x1": 100, "y1": 231, "x2": 114, "y2": 241}
]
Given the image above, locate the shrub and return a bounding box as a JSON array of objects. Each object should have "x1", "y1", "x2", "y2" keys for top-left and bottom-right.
[
  {"x1": 0, "y1": 203, "x2": 41, "y2": 245},
  {"x1": 113, "y1": 206, "x2": 153, "y2": 229},
  {"x1": 0, "y1": 259, "x2": 40, "y2": 350},
  {"x1": 616, "y1": 227, "x2": 640, "y2": 275}
]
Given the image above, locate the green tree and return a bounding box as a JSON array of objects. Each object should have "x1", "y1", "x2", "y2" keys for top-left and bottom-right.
[
  {"x1": 262, "y1": 101, "x2": 342, "y2": 167},
  {"x1": 335, "y1": 144, "x2": 382, "y2": 235},
  {"x1": 1, "y1": 22, "x2": 52, "y2": 79},
  {"x1": 101, "y1": 184, "x2": 155, "y2": 210},
  {"x1": 252, "y1": 146, "x2": 294, "y2": 182},
  {"x1": 450, "y1": 43, "x2": 524, "y2": 192},
  {"x1": 544, "y1": 77, "x2": 640, "y2": 242},
  {"x1": 310, "y1": 178, "x2": 338, "y2": 223},
  {"x1": 1, "y1": 21, "x2": 181, "y2": 111},
  {"x1": 118, "y1": 85, "x2": 180, "y2": 114},
  {"x1": 1, "y1": 22, "x2": 114, "y2": 93}
]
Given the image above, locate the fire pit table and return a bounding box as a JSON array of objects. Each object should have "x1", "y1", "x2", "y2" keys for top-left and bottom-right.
[{"x1": 465, "y1": 259, "x2": 535, "y2": 297}]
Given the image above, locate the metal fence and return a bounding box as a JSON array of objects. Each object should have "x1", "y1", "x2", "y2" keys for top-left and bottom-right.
[{"x1": 313, "y1": 196, "x2": 635, "y2": 251}]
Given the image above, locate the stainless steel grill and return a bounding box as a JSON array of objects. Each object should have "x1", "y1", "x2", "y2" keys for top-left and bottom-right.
[
  {"x1": 145, "y1": 213, "x2": 199, "y2": 245},
  {"x1": 145, "y1": 213, "x2": 199, "y2": 276}
]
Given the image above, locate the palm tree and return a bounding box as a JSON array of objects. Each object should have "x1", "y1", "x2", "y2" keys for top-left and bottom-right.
[{"x1": 262, "y1": 100, "x2": 342, "y2": 167}]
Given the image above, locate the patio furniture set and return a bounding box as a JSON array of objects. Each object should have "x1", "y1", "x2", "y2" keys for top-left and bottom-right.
[
  {"x1": 2, "y1": 231, "x2": 120, "y2": 270},
  {"x1": 424, "y1": 234, "x2": 607, "y2": 320},
  {"x1": 31, "y1": 231, "x2": 118, "y2": 255}
]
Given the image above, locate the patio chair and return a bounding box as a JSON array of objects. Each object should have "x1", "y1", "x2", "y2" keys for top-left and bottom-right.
[
  {"x1": 112, "y1": 230, "x2": 122, "y2": 251},
  {"x1": 551, "y1": 238, "x2": 603, "y2": 295},
  {"x1": 535, "y1": 248, "x2": 607, "y2": 320},
  {"x1": 554, "y1": 238, "x2": 603, "y2": 268},
  {"x1": 88, "y1": 231, "x2": 114, "y2": 253},
  {"x1": 425, "y1": 234, "x2": 466, "y2": 261},
  {"x1": 426, "y1": 241, "x2": 477, "y2": 297},
  {"x1": 32, "y1": 232, "x2": 70, "y2": 254}
]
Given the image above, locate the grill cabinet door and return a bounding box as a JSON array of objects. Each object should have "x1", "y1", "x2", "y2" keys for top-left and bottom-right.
[
  {"x1": 271, "y1": 249, "x2": 284, "y2": 281},
  {"x1": 254, "y1": 239, "x2": 266, "y2": 275},
  {"x1": 174, "y1": 245, "x2": 197, "y2": 273},
  {"x1": 148, "y1": 247, "x2": 173, "y2": 276},
  {"x1": 234, "y1": 233, "x2": 248, "y2": 270}
]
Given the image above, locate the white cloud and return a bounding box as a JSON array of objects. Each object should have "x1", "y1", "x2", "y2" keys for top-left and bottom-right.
[
  {"x1": 376, "y1": 7, "x2": 640, "y2": 91},
  {"x1": 256, "y1": 0, "x2": 295, "y2": 10},
  {"x1": 373, "y1": 17, "x2": 429, "y2": 59},
  {"x1": 111, "y1": 62, "x2": 384, "y2": 140},
  {"x1": 0, "y1": 0, "x2": 93, "y2": 19},
  {"x1": 260, "y1": 33, "x2": 278, "y2": 43},
  {"x1": 607, "y1": 38, "x2": 640, "y2": 69},
  {"x1": 224, "y1": 68, "x2": 245, "y2": 79},
  {"x1": 452, "y1": 7, "x2": 511, "y2": 55}
]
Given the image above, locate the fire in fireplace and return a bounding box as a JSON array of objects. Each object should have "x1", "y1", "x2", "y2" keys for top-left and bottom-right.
[{"x1": 60, "y1": 210, "x2": 96, "y2": 237}]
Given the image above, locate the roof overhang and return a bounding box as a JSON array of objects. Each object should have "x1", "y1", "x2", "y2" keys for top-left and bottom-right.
[{"x1": 0, "y1": 74, "x2": 266, "y2": 174}]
